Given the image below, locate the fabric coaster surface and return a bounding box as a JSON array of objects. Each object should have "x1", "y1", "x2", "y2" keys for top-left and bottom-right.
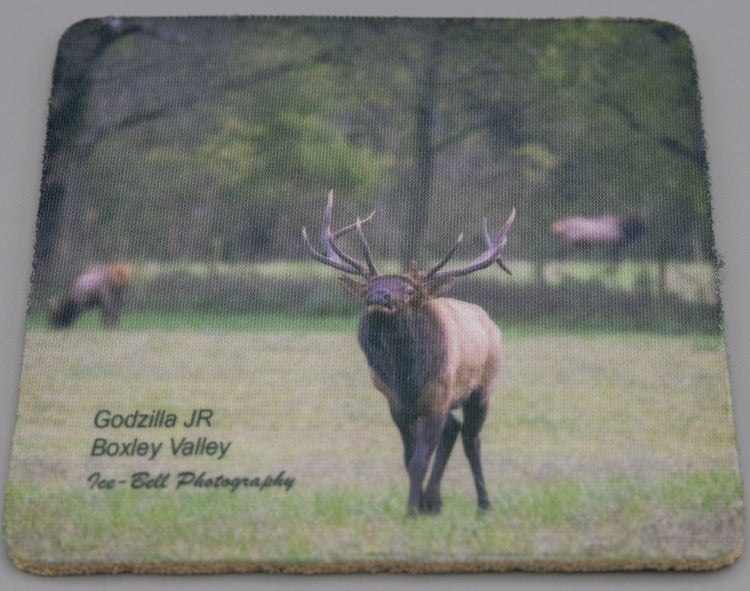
[{"x1": 2, "y1": 16, "x2": 744, "y2": 575}]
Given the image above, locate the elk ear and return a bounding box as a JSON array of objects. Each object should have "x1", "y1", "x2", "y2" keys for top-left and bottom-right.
[
  {"x1": 423, "y1": 275, "x2": 455, "y2": 298},
  {"x1": 339, "y1": 275, "x2": 368, "y2": 299}
]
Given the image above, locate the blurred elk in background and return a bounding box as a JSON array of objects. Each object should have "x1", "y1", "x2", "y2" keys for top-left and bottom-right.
[
  {"x1": 49, "y1": 263, "x2": 132, "y2": 328},
  {"x1": 303, "y1": 192, "x2": 515, "y2": 515},
  {"x1": 551, "y1": 212, "x2": 646, "y2": 261}
]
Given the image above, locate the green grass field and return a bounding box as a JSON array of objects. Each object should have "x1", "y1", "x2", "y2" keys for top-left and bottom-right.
[{"x1": 3, "y1": 321, "x2": 744, "y2": 569}]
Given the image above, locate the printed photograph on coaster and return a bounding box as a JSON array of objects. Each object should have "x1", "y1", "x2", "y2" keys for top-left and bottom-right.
[{"x1": 2, "y1": 16, "x2": 744, "y2": 574}]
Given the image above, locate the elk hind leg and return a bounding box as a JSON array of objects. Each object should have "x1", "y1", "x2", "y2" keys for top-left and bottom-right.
[
  {"x1": 101, "y1": 289, "x2": 125, "y2": 327},
  {"x1": 462, "y1": 390, "x2": 491, "y2": 511}
]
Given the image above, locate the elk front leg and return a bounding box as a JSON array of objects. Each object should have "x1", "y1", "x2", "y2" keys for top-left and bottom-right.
[
  {"x1": 406, "y1": 413, "x2": 446, "y2": 515},
  {"x1": 390, "y1": 409, "x2": 417, "y2": 469},
  {"x1": 421, "y1": 413, "x2": 461, "y2": 514},
  {"x1": 462, "y1": 390, "x2": 491, "y2": 511}
]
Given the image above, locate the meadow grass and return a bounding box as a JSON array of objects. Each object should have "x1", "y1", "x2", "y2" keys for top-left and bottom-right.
[
  {"x1": 4, "y1": 471, "x2": 742, "y2": 565},
  {"x1": 25, "y1": 311, "x2": 362, "y2": 333},
  {"x1": 3, "y1": 328, "x2": 743, "y2": 567}
]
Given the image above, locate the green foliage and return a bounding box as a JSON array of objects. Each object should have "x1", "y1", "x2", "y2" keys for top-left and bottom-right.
[
  {"x1": 40, "y1": 18, "x2": 716, "y2": 274},
  {"x1": 201, "y1": 106, "x2": 392, "y2": 198},
  {"x1": 518, "y1": 20, "x2": 710, "y2": 261}
]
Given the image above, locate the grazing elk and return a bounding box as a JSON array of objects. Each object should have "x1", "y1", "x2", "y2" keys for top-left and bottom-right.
[
  {"x1": 551, "y1": 213, "x2": 645, "y2": 260},
  {"x1": 49, "y1": 263, "x2": 132, "y2": 329},
  {"x1": 303, "y1": 192, "x2": 515, "y2": 515}
]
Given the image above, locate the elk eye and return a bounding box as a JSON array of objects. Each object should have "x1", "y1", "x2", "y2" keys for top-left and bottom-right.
[{"x1": 405, "y1": 286, "x2": 415, "y2": 295}]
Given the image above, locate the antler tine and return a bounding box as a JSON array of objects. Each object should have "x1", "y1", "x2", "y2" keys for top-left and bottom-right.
[
  {"x1": 333, "y1": 210, "x2": 376, "y2": 238},
  {"x1": 302, "y1": 226, "x2": 362, "y2": 274},
  {"x1": 422, "y1": 233, "x2": 464, "y2": 278},
  {"x1": 355, "y1": 218, "x2": 380, "y2": 276},
  {"x1": 483, "y1": 216, "x2": 513, "y2": 274},
  {"x1": 432, "y1": 207, "x2": 516, "y2": 278},
  {"x1": 482, "y1": 217, "x2": 492, "y2": 247},
  {"x1": 302, "y1": 191, "x2": 379, "y2": 277},
  {"x1": 323, "y1": 192, "x2": 378, "y2": 276}
]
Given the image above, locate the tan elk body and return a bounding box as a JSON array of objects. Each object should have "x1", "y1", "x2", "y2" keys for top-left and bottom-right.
[{"x1": 304, "y1": 192, "x2": 514, "y2": 514}]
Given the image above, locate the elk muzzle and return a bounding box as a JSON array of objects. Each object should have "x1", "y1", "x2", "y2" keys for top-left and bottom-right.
[{"x1": 367, "y1": 287, "x2": 395, "y2": 314}]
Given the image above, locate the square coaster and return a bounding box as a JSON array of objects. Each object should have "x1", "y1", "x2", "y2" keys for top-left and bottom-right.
[{"x1": 2, "y1": 16, "x2": 743, "y2": 574}]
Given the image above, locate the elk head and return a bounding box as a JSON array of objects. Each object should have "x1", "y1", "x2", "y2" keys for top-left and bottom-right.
[{"x1": 302, "y1": 191, "x2": 515, "y2": 312}]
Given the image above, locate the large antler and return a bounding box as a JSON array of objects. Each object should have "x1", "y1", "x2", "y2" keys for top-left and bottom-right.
[
  {"x1": 302, "y1": 191, "x2": 379, "y2": 277},
  {"x1": 423, "y1": 208, "x2": 516, "y2": 278}
]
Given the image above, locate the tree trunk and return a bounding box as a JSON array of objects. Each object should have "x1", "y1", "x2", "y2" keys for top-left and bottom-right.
[
  {"x1": 400, "y1": 23, "x2": 442, "y2": 270},
  {"x1": 36, "y1": 19, "x2": 144, "y2": 285}
]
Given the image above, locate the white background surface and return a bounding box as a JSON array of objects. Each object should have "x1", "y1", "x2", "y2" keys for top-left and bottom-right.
[{"x1": 1, "y1": 1, "x2": 748, "y2": 589}]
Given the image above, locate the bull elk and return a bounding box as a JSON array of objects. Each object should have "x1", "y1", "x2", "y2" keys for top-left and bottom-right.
[
  {"x1": 303, "y1": 192, "x2": 515, "y2": 515},
  {"x1": 48, "y1": 263, "x2": 132, "y2": 328}
]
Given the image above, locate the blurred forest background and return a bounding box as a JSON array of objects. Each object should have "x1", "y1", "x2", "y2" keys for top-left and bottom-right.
[{"x1": 29, "y1": 17, "x2": 720, "y2": 331}]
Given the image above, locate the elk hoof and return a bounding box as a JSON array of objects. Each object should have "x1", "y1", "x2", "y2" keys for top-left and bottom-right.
[
  {"x1": 419, "y1": 494, "x2": 442, "y2": 515},
  {"x1": 477, "y1": 499, "x2": 492, "y2": 512}
]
